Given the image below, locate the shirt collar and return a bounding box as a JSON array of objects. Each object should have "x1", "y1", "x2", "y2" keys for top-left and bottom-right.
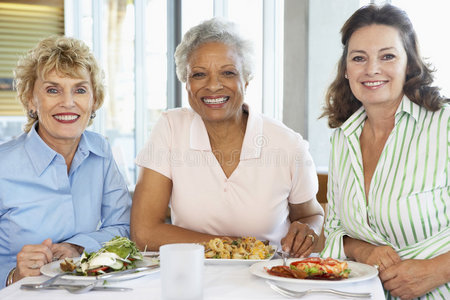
[
  {"x1": 189, "y1": 104, "x2": 263, "y2": 160},
  {"x1": 25, "y1": 123, "x2": 58, "y2": 176},
  {"x1": 240, "y1": 104, "x2": 263, "y2": 160},
  {"x1": 341, "y1": 105, "x2": 366, "y2": 137},
  {"x1": 77, "y1": 130, "x2": 107, "y2": 159},
  {"x1": 190, "y1": 111, "x2": 212, "y2": 151},
  {"x1": 395, "y1": 95, "x2": 420, "y2": 123},
  {"x1": 24, "y1": 122, "x2": 107, "y2": 176},
  {"x1": 341, "y1": 95, "x2": 419, "y2": 137}
]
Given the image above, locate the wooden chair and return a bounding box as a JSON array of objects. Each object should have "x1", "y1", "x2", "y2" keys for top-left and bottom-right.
[{"x1": 313, "y1": 172, "x2": 328, "y2": 253}]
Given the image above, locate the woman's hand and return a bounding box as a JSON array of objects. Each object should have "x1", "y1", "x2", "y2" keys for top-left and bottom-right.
[
  {"x1": 360, "y1": 244, "x2": 401, "y2": 271},
  {"x1": 380, "y1": 252, "x2": 450, "y2": 300},
  {"x1": 14, "y1": 238, "x2": 53, "y2": 282},
  {"x1": 380, "y1": 259, "x2": 438, "y2": 299},
  {"x1": 344, "y1": 237, "x2": 401, "y2": 271},
  {"x1": 51, "y1": 243, "x2": 84, "y2": 260},
  {"x1": 281, "y1": 199, "x2": 324, "y2": 258},
  {"x1": 281, "y1": 221, "x2": 318, "y2": 258}
]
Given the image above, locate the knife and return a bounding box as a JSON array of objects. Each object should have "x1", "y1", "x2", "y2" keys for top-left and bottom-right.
[
  {"x1": 96, "y1": 264, "x2": 160, "y2": 280},
  {"x1": 21, "y1": 284, "x2": 132, "y2": 292}
]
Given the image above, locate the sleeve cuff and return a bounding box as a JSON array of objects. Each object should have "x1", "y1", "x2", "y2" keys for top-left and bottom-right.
[{"x1": 320, "y1": 228, "x2": 348, "y2": 260}]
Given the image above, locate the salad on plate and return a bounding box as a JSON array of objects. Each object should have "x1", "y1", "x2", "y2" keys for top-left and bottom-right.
[{"x1": 60, "y1": 236, "x2": 144, "y2": 276}]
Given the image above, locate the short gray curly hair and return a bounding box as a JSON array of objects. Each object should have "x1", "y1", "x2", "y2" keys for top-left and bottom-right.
[{"x1": 174, "y1": 18, "x2": 255, "y2": 83}]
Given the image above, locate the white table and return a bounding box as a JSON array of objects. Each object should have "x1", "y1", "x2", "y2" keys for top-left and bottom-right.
[{"x1": 0, "y1": 263, "x2": 385, "y2": 300}]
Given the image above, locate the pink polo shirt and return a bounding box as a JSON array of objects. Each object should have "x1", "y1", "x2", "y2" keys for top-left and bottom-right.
[{"x1": 135, "y1": 106, "x2": 318, "y2": 246}]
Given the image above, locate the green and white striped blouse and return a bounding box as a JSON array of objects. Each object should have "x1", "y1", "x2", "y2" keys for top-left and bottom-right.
[{"x1": 321, "y1": 96, "x2": 449, "y2": 300}]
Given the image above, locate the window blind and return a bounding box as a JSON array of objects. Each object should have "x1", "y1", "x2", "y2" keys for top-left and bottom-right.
[{"x1": 0, "y1": 1, "x2": 64, "y2": 116}]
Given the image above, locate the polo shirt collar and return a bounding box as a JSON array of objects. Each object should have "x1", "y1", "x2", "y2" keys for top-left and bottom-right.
[
  {"x1": 190, "y1": 111, "x2": 211, "y2": 151},
  {"x1": 240, "y1": 104, "x2": 263, "y2": 160},
  {"x1": 189, "y1": 104, "x2": 263, "y2": 160}
]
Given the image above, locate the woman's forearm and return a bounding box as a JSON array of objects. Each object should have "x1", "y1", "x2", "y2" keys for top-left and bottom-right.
[
  {"x1": 343, "y1": 236, "x2": 375, "y2": 261},
  {"x1": 131, "y1": 222, "x2": 221, "y2": 251},
  {"x1": 289, "y1": 199, "x2": 324, "y2": 236},
  {"x1": 428, "y1": 251, "x2": 450, "y2": 286},
  {"x1": 296, "y1": 214, "x2": 324, "y2": 237}
]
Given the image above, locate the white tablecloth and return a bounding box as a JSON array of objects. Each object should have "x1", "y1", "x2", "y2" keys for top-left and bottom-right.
[{"x1": 0, "y1": 264, "x2": 385, "y2": 300}]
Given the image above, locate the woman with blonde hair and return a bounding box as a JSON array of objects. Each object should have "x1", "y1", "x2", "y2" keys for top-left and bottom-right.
[{"x1": 0, "y1": 36, "x2": 131, "y2": 287}]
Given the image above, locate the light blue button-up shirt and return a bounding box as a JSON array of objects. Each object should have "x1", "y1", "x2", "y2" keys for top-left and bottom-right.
[{"x1": 0, "y1": 123, "x2": 131, "y2": 287}]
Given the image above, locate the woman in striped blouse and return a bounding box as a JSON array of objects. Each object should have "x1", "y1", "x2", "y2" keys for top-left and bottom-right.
[{"x1": 320, "y1": 4, "x2": 449, "y2": 300}]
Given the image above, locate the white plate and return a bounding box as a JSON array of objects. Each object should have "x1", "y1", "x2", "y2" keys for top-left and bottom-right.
[
  {"x1": 249, "y1": 258, "x2": 378, "y2": 285},
  {"x1": 204, "y1": 245, "x2": 276, "y2": 265},
  {"x1": 40, "y1": 256, "x2": 159, "y2": 281}
]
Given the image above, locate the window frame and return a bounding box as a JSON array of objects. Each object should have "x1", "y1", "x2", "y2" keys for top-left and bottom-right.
[{"x1": 64, "y1": 0, "x2": 285, "y2": 186}]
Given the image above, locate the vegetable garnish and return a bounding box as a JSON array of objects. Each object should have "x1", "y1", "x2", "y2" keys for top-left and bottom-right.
[
  {"x1": 60, "y1": 236, "x2": 143, "y2": 276},
  {"x1": 266, "y1": 257, "x2": 351, "y2": 280}
]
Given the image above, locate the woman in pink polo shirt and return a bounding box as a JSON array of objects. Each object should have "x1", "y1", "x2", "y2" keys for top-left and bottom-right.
[{"x1": 131, "y1": 18, "x2": 324, "y2": 258}]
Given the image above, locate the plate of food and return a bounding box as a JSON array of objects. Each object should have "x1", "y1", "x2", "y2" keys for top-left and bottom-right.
[
  {"x1": 41, "y1": 237, "x2": 159, "y2": 281},
  {"x1": 202, "y1": 237, "x2": 276, "y2": 265},
  {"x1": 249, "y1": 257, "x2": 378, "y2": 285}
]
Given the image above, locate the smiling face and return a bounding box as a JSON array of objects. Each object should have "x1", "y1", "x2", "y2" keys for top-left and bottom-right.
[
  {"x1": 186, "y1": 42, "x2": 248, "y2": 124},
  {"x1": 346, "y1": 24, "x2": 408, "y2": 109},
  {"x1": 29, "y1": 69, "x2": 95, "y2": 147}
]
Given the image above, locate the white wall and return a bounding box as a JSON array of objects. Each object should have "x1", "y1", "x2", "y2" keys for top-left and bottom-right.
[
  {"x1": 283, "y1": 0, "x2": 359, "y2": 170},
  {"x1": 307, "y1": 0, "x2": 359, "y2": 170},
  {"x1": 283, "y1": 0, "x2": 308, "y2": 138}
]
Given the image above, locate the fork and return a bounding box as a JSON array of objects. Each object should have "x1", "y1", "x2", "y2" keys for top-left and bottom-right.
[
  {"x1": 63, "y1": 282, "x2": 97, "y2": 294},
  {"x1": 21, "y1": 265, "x2": 158, "y2": 292},
  {"x1": 20, "y1": 271, "x2": 74, "y2": 289},
  {"x1": 266, "y1": 281, "x2": 372, "y2": 298},
  {"x1": 276, "y1": 250, "x2": 289, "y2": 266},
  {"x1": 20, "y1": 275, "x2": 95, "y2": 294},
  {"x1": 64, "y1": 265, "x2": 159, "y2": 293}
]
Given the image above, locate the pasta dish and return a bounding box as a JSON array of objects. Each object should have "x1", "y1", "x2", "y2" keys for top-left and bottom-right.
[{"x1": 203, "y1": 237, "x2": 274, "y2": 260}]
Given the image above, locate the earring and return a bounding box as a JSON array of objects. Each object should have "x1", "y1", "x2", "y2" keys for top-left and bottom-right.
[
  {"x1": 28, "y1": 110, "x2": 37, "y2": 119},
  {"x1": 344, "y1": 74, "x2": 348, "y2": 79},
  {"x1": 90, "y1": 111, "x2": 96, "y2": 120}
]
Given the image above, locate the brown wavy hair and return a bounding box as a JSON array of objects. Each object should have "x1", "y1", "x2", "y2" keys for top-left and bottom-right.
[
  {"x1": 14, "y1": 35, "x2": 105, "y2": 132},
  {"x1": 321, "y1": 4, "x2": 448, "y2": 128}
]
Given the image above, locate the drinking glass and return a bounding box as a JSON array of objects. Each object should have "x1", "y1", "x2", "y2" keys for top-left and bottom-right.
[{"x1": 160, "y1": 243, "x2": 204, "y2": 300}]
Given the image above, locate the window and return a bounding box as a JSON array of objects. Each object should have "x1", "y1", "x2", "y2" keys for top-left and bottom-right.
[
  {"x1": 0, "y1": 0, "x2": 64, "y2": 143},
  {"x1": 304, "y1": 0, "x2": 449, "y2": 171},
  {"x1": 358, "y1": 0, "x2": 449, "y2": 96},
  {"x1": 389, "y1": 0, "x2": 450, "y2": 97},
  {"x1": 64, "y1": 0, "x2": 284, "y2": 187}
]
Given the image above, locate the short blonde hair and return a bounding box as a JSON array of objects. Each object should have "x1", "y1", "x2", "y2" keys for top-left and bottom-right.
[{"x1": 14, "y1": 35, "x2": 105, "y2": 132}]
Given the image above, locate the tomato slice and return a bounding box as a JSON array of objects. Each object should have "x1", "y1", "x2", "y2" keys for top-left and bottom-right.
[
  {"x1": 87, "y1": 266, "x2": 109, "y2": 275},
  {"x1": 290, "y1": 257, "x2": 321, "y2": 268}
]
